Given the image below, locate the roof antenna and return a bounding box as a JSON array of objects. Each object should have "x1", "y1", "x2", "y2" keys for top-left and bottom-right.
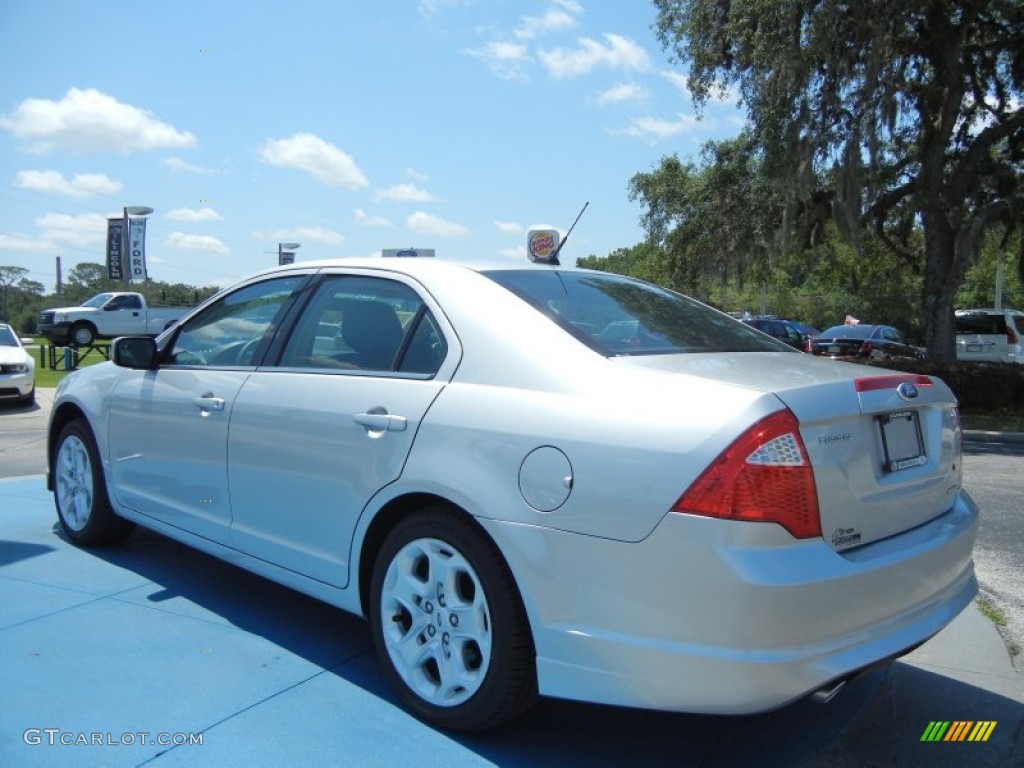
[{"x1": 549, "y1": 201, "x2": 589, "y2": 266}]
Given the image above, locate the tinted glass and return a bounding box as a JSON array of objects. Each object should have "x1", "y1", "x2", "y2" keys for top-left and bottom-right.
[
  {"x1": 820, "y1": 325, "x2": 874, "y2": 339},
  {"x1": 280, "y1": 275, "x2": 445, "y2": 374},
  {"x1": 956, "y1": 314, "x2": 1007, "y2": 335},
  {"x1": 0, "y1": 326, "x2": 17, "y2": 347},
  {"x1": 483, "y1": 270, "x2": 790, "y2": 355}
]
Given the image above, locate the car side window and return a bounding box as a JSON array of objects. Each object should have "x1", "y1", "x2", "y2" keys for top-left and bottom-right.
[
  {"x1": 109, "y1": 295, "x2": 141, "y2": 310},
  {"x1": 166, "y1": 276, "x2": 305, "y2": 367},
  {"x1": 280, "y1": 275, "x2": 445, "y2": 374}
]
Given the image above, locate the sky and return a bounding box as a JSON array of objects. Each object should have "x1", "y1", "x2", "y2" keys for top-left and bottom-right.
[{"x1": 0, "y1": 0, "x2": 745, "y2": 294}]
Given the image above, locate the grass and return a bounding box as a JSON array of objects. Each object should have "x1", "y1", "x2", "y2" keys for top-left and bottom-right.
[
  {"x1": 976, "y1": 595, "x2": 1008, "y2": 626},
  {"x1": 960, "y1": 410, "x2": 1024, "y2": 433},
  {"x1": 25, "y1": 339, "x2": 109, "y2": 388}
]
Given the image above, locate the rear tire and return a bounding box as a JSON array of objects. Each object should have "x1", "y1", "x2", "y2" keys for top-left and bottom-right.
[
  {"x1": 53, "y1": 419, "x2": 135, "y2": 546},
  {"x1": 369, "y1": 507, "x2": 537, "y2": 731}
]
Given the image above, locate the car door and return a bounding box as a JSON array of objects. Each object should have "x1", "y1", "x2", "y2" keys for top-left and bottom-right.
[
  {"x1": 107, "y1": 274, "x2": 308, "y2": 541},
  {"x1": 226, "y1": 272, "x2": 453, "y2": 587},
  {"x1": 101, "y1": 294, "x2": 145, "y2": 336}
]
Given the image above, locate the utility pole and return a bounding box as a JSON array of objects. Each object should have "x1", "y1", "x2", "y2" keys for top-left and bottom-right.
[{"x1": 55, "y1": 254, "x2": 63, "y2": 303}]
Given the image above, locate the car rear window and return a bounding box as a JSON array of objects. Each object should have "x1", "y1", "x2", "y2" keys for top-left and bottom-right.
[
  {"x1": 955, "y1": 314, "x2": 1007, "y2": 335},
  {"x1": 819, "y1": 325, "x2": 874, "y2": 339},
  {"x1": 482, "y1": 269, "x2": 791, "y2": 355}
]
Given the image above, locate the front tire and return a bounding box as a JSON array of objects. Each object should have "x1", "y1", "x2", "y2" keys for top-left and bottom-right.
[
  {"x1": 70, "y1": 322, "x2": 96, "y2": 347},
  {"x1": 369, "y1": 507, "x2": 537, "y2": 731},
  {"x1": 54, "y1": 419, "x2": 134, "y2": 546}
]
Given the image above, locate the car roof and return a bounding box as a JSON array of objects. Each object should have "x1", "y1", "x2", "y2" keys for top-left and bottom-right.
[{"x1": 247, "y1": 256, "x2": 568, "y2": 281}]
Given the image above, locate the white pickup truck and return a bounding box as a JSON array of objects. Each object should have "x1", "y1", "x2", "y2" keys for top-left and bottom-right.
[{"x1": 37, "y1": 292, "x2": 191, "y2": 347}]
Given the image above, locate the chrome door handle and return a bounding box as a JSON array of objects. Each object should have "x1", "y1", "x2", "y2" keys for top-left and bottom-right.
[
  {"x1": 193, "y1": 394, "x2": 225, "y2": 411},
  {"x1": 354, "y1": 412, "x2": 408, "y2": 432}
]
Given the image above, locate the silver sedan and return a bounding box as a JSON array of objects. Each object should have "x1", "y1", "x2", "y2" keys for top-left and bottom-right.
[{"x1": 46, "y1": 258, "x2": 978, "y2": 731}]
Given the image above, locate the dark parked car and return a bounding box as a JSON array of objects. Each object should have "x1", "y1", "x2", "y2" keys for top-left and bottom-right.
[
  {"x1": 742, "y1": 317, "x2": 807, "y2": 350},
  {"x1": 810, "y1": 324, "x2": 924, "y2": 362}
]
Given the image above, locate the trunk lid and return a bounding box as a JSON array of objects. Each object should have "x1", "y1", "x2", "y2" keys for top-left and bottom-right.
[{"x1": 616, "y1": 353, "x2": 962, "y2": 550}]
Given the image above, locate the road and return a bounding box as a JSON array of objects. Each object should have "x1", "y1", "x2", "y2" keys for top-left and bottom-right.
[{"x1": 2, "y1": 389, "x2": 1021, "y2": 664}]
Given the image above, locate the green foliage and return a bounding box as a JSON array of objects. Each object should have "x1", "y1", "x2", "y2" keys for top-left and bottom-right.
[{"x1": 651, "y1": 0, "x2": 1024, "y2": 363}]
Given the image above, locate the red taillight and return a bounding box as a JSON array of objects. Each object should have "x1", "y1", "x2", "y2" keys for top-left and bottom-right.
[
  {"x1": 860, "y1": 341, "x2": 873, "y2": 355},
  {"x1": 1008, "y1": 325, "x2": 1018, "y2": 345},
  {"x1": 854, "y1": 374, "x2": 933, "y2": 392},
  {"x1": 671, "y1": 409, "x2": 821, "y2": 538}
]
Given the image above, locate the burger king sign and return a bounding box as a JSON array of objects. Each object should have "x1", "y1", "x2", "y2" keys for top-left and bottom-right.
[{"x1": 527, "y1": 229, "x2": 561, "y2": 264}]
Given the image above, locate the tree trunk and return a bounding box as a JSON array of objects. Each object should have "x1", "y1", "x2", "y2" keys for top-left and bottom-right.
[{"x1": 921, "y1": 218, "x2": 958, "y2": 364}]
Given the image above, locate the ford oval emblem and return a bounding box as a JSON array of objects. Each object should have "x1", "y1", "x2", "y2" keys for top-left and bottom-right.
[{"x1": 897, "y1": 382, "x2": 919, "y2": 400}]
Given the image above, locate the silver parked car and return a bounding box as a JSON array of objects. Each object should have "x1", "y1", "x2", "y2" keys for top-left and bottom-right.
[{"x1": 47, "y1": 258, "x2": 978, "y2": 731}]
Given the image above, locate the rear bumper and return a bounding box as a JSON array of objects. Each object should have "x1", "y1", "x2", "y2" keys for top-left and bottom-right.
[{"x1": 483, "y1": 489, "x2": 979, "y2": 714}]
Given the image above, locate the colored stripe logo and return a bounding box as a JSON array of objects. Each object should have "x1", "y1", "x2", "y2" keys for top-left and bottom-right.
[{"x1": 921, "y1": 721, "x2": 997, "y2": 742}]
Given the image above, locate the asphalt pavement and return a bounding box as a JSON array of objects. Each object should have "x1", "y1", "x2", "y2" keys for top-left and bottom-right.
[{"x1": 1, "y1": 392, "x2": 1021, "y2": 766}]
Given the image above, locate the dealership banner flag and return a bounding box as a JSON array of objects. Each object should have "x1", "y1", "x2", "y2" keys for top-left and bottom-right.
[
  {"x1": 106, "y1": 218, "x2": 124, "y2": 280},
  {"x1": 128, "y1": 217, "x2": 148, "y2": 281}
]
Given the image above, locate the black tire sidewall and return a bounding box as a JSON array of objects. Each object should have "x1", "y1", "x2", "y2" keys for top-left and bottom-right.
[
  {"x1": 368, "y1": 508, "x2": 536, "y2": 731},
  {"x1": 71, "y1": 323, "x2": 94, "y2": 347},
  {"x1": 54, "y1": 420, "x2": 131, "y2": 545}
]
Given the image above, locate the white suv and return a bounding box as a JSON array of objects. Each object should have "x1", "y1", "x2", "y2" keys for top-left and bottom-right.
[{"x1": 954, "y1": 308, "x2": 1024, "y2": 363}]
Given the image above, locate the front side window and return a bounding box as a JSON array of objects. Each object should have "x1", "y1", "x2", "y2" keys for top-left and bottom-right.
[
  {"x1": 108, "y1": 295, "x2": 142, "y2": 310},
  {"x1": 166, "y1": 276, "x2": 305, "y2": 367},
  {"x1": 279, "y1": 275, "x2": 447, "y2": 374},
  {"x1": 483, "y1": 269, "x2": 791, "y2": 355}
]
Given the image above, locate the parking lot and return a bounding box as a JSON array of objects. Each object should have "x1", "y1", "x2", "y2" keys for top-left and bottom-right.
[{"x1": 1, "y1": 393, "x2": 1021, "y2": 766}]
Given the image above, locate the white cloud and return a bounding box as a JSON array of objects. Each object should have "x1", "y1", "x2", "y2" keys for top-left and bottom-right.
[
  {"x1": 494, "y1": 220, "x2": 523, "y2": 235},
  {"x1": 354, "y1": 209, "x2": 394, "y2": 227},
  {"x1": 405, "y1": 167, "x2": 429, "y2": 182},
  {"x1": 166, "y1": 207, "x2": 222, "y2": 222},
  {"x1": 14, "y1": 169, "x2": 121, "y2": 198},
  {"x1": 464, "y1": 41, "x2": 531, "y2": 81},
  {"x1": 538, "y1": 34, "x2": 650, "y2": 79},
  {"x1": 252, "y1": 227, "x2": 346, "y2": 246},
  {"x1": 0, "y1": 233, "x2": 54, "y2": 252},
  {"x1": 375, "y1": 184, "x2": 438, "y2": 203},
  {"x1": 406, "y1": 212, "x2": 469, "y2": 237},
  {"x1": 0, "y1": 87, "x2": 196, "y2": 154},
  {"x1": 515, "y1": 8, "x2": 579, "y2": 40},
  {"x1": 498, "y1": 246, "x2": 526, "y2": 260},
  {"x1": 596, "y1": 83, "x2": 648, "y2": 106},
  {"x1": 618, "y1": 114, "x2": 700, "y2": 141},
  {"x1": 163, "y1": 157, "x2": 219, "y2": 175},
  {"x1": 258, "y1": 132, "x2": 368, "y2": 188},
  {"x1": 35, "y1": 212, "x2": 108, "y2": 246},
  {"x1": 166, "y1": 232, "x2": 230, "y2": 255}
]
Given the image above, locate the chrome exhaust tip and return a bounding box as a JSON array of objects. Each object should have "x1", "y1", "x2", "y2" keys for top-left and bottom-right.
[{"x1": 809, "y1": 678, "x2": 847, "y2": 704}]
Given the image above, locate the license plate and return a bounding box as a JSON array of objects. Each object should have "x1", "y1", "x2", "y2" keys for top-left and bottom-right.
[
  {"x1": 828, "y1": 345, "x2": 841, "y2": 354},
  {"x1": 966, "y1": 343, "x2": 984, "y2": 352},
  {"x1": 878, "y1": 410, "x2": 926, "y2": 472}
]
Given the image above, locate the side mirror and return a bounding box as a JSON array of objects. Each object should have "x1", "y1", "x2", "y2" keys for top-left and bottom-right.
[{"x1": 111, "y1": 336, "x2": 158, "y2": 369}]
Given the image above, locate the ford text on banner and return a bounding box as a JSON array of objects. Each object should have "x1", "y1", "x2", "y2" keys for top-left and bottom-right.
[
  {"x1": 106, "y1": 219, "x2": 124, "y2": 280},
  {"x1": 128, "y1": 218, "x2": 147, "y2": 281}
]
